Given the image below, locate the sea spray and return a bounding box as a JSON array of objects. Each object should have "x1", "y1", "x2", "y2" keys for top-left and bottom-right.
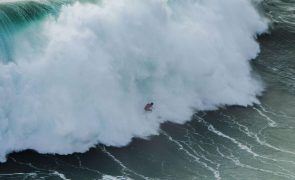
[{"x1": 0, "y1": 0, "x2": 268, "y2": 162}]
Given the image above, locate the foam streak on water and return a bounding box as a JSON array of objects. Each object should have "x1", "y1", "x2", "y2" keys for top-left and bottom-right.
[
  {"x1": 100, "y1": 146, "x2": 151, "y2": 180},
  {"x1": 220, "y1": 111, "x2": 295, "y2": 157},
  {"x1": 194, "y1": 114, "x2": 295, "y2": 179},
  {"x1": 162, "y1": 130, "x2": 221, "y2": 180}
]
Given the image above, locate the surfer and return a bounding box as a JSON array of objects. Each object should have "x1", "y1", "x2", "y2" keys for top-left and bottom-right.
[{"x1": 144, "y1": 102, "x2": 154, "y2": 112}]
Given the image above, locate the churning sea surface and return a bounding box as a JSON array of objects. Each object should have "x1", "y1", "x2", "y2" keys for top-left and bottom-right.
[{"x1": 0, "y1": 0, "x2": 295, "y2": 179}]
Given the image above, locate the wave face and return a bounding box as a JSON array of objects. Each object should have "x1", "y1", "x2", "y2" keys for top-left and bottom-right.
[
  {"x1": 0, "y1": 0, "x2": 268, "y2": 162},
  {"x1": 0, "y1": 0, "x2": 68, "y2": 63}
]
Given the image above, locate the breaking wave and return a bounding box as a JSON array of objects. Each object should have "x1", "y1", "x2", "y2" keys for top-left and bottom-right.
[{"x1": 0, "y1": 0, "x2": 268, "y2": 162}]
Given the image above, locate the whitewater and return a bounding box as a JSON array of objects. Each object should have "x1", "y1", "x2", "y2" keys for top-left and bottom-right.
[{"x1": 0, "y1": 0, "x2": 268, "y2": 162}]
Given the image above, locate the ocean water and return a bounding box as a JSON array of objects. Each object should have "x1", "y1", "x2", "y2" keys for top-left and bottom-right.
[{"x1": 0, "y1": 0, "x2": 294, "y2": 179}]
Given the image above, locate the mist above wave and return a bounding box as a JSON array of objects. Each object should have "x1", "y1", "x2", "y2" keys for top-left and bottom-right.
[{"x1": 0, "y1": 0, "x2": 268, "y2": 162}]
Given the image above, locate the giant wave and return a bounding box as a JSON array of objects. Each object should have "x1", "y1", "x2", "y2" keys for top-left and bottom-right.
[{"x1": 0, "y1": 0, "x2": 268, "y2": 162}]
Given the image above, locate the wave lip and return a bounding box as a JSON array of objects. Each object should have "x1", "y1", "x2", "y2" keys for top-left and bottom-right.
[{"x1": 0, "y1": 0, "x2": 268, "y2": 162}]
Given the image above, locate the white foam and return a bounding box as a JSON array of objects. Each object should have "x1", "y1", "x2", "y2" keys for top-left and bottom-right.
[{"x1": 0, "y1": 0, "x2": 268, "y2": 162}]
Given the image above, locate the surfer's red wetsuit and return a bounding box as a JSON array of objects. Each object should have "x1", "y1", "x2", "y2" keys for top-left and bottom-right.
[{"x1": 144, "y1": 102, "x2": 154, "y2": 111}]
